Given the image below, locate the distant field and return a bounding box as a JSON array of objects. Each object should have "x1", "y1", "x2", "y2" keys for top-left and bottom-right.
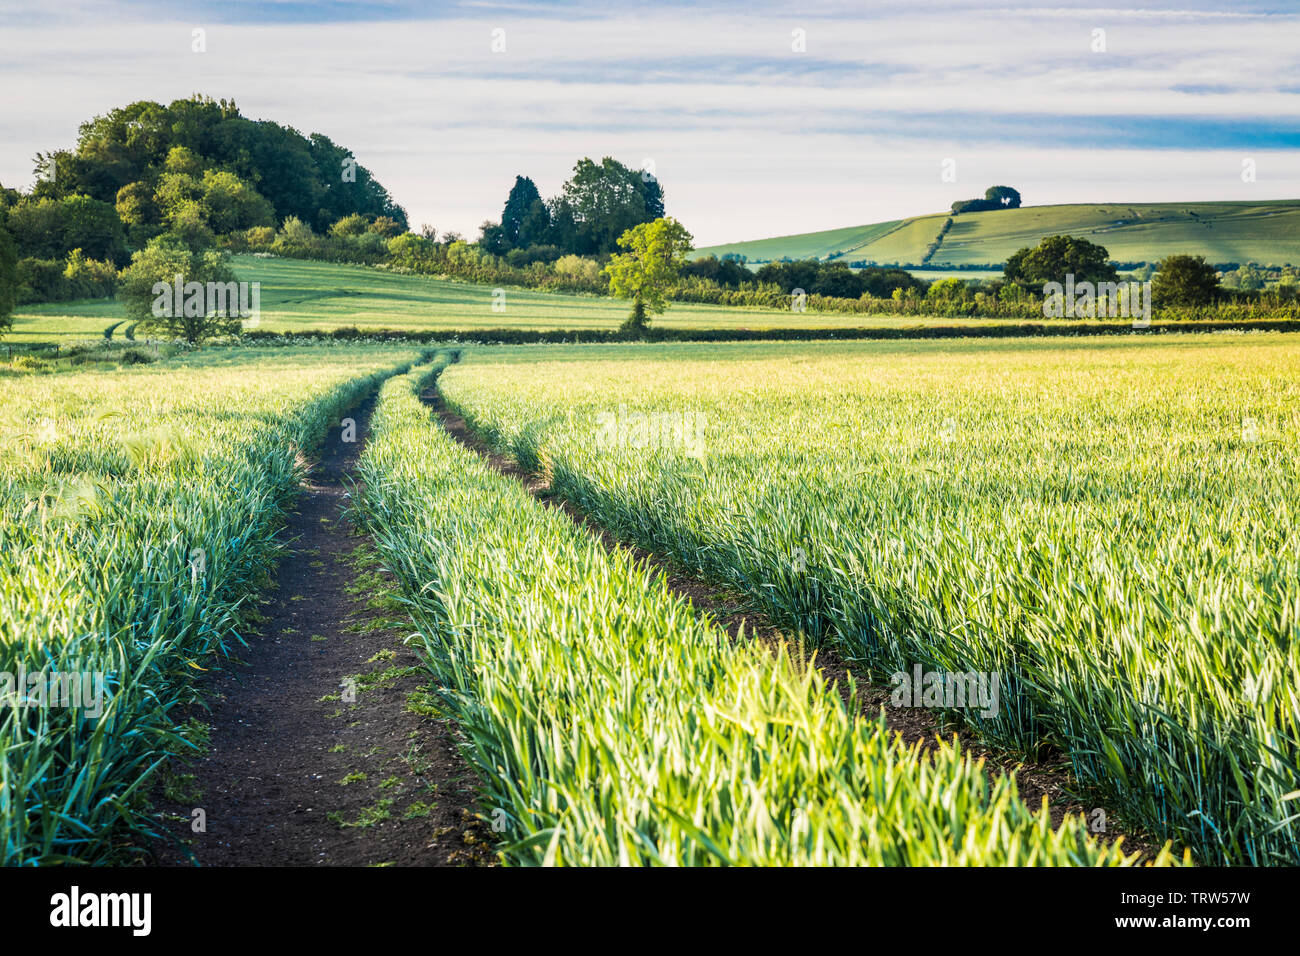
[
  {"x1": 687, "y1": 219, "x2": 903, "y2": 263},
  {"x1": 697, "y1": 200, "x2": 1300, "y2": 267},
  {"x1": 5, "y1": 254, "x2": 1046, "y2": 344}
]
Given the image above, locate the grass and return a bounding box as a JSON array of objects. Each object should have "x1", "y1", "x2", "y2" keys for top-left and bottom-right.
[
  {"x1": 5, "y1": 255, "x2": 1052, "y2": 344},
  {"x1": 696, "y1": 200, "x2": 1300, "y2": 267},
  {"x1": 437, "y1": 335, "x2": 1300, "y2": 866},
  {"x1": 0, "y1": 344, "x2": 422, "y2": 863},
  {"x1": 356, "y1": 359, "x2": 1177, "y2": 866}
]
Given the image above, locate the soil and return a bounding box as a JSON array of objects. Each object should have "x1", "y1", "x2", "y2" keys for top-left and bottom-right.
[
  {"x1": 145, "y1": 394, "x2": 494, "y2": 867},
  {"x1": 423, "y1": 386, "x2": 1170, "y2": 862}
]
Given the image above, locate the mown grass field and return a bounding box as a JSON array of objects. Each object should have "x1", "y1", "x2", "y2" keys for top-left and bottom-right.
[
  {"x1": 436, "y1": 335, "x2": 1300, "y2": 865},
  {"x1": 3, "y1": 255, "x2": 1052, "y2": 347},
  {"x1": 0, "y1": 346, "x2": 422, "y2": 863},
  {"x1": 697, "y1": 199, "x2": 1300, "y2": 267}
]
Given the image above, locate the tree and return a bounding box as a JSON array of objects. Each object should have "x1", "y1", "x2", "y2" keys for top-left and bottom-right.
[
  {"x1": 199, "y1": 170, "x2": 274, "y2": 233},
  {"x1": 477, "y1": 220, "x2": 510, "y2": 255},
  {"x1": 1152, "y1": 255, "x2": 1220, "y2": 307},
  {"x1": 118, "y1": 233, "x2": 245, "y2": 344},
  {"x1": 984, "y1": 185, "x2": 1021, "y2": 209},
  {"x1": 557, "y1": 157, "x2": 665, "y2": 255},
  {"x1": 603, "y1": 217, "x2": 693, "y2": 334},
  {"x1": 329, "y1": 213, "x2": 370, "y2": 237},
  {"x1": 517, "y1": 199, "x2": 551, "y2": 248},
  {"x1": 1004, "y1": 235, "x2": 1117, "y2": 287},
  {"x1": 6, "y1": 195, "x2": 127, "y2": 264},
  {"x1": 0, "y1": 222, "x2": 16, "y2": 335},
  {"x1": 952, "y1": 185, "x2": 1022, "y2": 214},
  {"x1": 501, "y1": 176, "x2": 542, "y2": 247},
  {"x1": 115, "y1": 180, "x2": 160, "y2": 245}
]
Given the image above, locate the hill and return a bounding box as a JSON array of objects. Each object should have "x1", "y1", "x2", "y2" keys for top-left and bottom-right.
[{"x1": 696, "y1": 200, "x2": 1300, "y2": 269}]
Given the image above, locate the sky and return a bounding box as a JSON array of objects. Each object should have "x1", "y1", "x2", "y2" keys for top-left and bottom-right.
[{"x1": 1, "y1": 0, "x2": 1297, "y2": 246}]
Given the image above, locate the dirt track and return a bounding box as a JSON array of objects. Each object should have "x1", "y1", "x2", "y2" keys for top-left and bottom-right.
[{"x1": 147, "y1": 394, "x2": 492, "y2": 867}]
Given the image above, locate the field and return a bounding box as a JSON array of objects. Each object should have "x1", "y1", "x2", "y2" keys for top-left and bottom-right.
[
  {"x1": 434, "y1": 336, "x2": 1300, "y2": 865},
  {"x1": 4, "y1": 256, "x2": 866, "y2": 344},
  {"x1": 5, "y1": 256, "x2": 1073, "y2": 348},
  {"x1": 0, "y1": 346, "x2": 422, "y2": 863},
  {"x1": 2, "y1": 327, "x2": 1295, "y2": 867},
  {"x1": 355, "y1": 360, "x2": 1168, "y2": 866},
  {"x1": 697, "y1": 200, "x2": 1300, "y2": 267}
]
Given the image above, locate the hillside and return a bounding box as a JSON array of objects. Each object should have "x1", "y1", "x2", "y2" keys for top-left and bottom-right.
[{"x1": 696, "y1": 200, "x2": 1300, "y2": 268}]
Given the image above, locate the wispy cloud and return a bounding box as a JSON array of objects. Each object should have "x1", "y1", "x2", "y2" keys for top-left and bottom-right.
[{"x1": 0, "y1": 1, "x2": 1295, "y2": 243}]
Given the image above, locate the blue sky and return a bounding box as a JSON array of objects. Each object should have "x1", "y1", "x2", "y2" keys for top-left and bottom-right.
[{"x1": 1, "y1": 0, "x2": 1297, "y2": 244}]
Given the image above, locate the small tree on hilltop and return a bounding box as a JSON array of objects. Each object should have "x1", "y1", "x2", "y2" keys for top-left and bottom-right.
[
  {"x1": 1152, "y1": 254, "x2": 1220, "y2": 307},
  {"x1": 604, "y1": 217, "x2": 693, "y2": 335}
]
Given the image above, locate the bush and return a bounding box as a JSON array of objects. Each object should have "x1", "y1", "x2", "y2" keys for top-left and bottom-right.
[
  {"x1": 245, "y1": 225, "x2": 276, "y2": 248},
  {"x1": 63, "y1": 248, "x2": 117, "y2": 298},
  {"x1": 329, "y1": 213, "x2": 369, "y2": 238},
  {"x1": 1153, "y1": 254, "x2": 1221, "y2": 307},
  {"x1": 120, "y1": 347, "x2": 155, "y2": 364},
  {"x1": 16, "y1": 257, "x2": 69, "y2": 304}
]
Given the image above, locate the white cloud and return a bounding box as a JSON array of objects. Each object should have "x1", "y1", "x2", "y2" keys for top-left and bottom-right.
[{"x1": 0, "y1": 2, "x2": 1295, "y2": 243}]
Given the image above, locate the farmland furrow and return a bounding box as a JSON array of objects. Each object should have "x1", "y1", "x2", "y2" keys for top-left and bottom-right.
[
  {"x1": 147, "y1": 388, "x2": 493, "y2": 866},
  {"x1": 355, "y1": 361, "x2": 1175, "y2": 865},
  {"x1": 419, "y1": 381, "x2": 1168, "y2": 859}
]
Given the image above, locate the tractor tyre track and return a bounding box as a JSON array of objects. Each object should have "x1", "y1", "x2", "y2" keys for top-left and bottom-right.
[
  {"x1": 147, "y1": 392, "x2": 493, "y2": 867},
  {"x1": 420, "y1": 383, "x2": 1167, "y2": 861}
]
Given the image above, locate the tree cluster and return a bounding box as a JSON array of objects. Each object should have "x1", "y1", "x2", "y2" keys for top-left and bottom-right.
[
  {"x1": 951, "y1": 185, "x2": 1022, "y2": 214},
  {"x1": 479, "y1": 158, "x2": 665, "y2": 259}
]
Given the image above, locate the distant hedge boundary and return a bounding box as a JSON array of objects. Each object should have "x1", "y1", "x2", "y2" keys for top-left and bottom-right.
[{"x1": 240, "y1": 318, "x2": 1300, "y2": 346}]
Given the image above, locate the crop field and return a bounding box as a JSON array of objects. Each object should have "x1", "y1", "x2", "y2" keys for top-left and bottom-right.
[
  {"x1": 0, "y1": 346, "x2": 421, "y2": 863},
  {"x1": 355, "y1": 361, "x2": 1175, "y2": 866},
  {"x1": 435, "y1": 335, "x2": 1300, "y2": 865},
  {"x1": 3, "y1": 332, "x2": 1294, "y2": 869},
  {"x1": 698, "y1": 200, "x2": 1300, "y2": 267}
]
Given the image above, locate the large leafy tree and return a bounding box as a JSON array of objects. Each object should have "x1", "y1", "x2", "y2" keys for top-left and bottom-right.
[
  {"x1": 118, "y1": 233, "x2": 245, "y2": 344},
  {"x1": 556, "y1": 157, "x2": 665, "y2": 255},
  {"x1": 984, "y1": 185, "x2": 1021, "y2": 209},
  {"x1": 1004, "y1": 234, "x2": 1117, "y2": 287},
  {"x1": 1152, "y1": 254, "x2": 1220, "y2": 307},
  {"x1": 5, "y1": 195, "x2": 127, "y2": 264},
  {"x1": 604, "y1": 217, "x2": 693, "y2": 334}
]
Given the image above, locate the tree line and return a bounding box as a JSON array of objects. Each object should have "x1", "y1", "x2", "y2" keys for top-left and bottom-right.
[{"x1": 0, "y1": 95, "x2": 406, "y2": 331}]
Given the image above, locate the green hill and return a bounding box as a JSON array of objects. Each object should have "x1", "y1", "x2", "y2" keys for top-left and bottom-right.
[{"x1": 697, "y1": 200, "x2": 1300, "y2": 268}]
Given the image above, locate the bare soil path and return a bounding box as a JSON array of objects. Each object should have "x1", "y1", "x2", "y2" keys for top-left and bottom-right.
[{"x1": 147, "y1": 393, "x2": 492, "y2": 867}]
